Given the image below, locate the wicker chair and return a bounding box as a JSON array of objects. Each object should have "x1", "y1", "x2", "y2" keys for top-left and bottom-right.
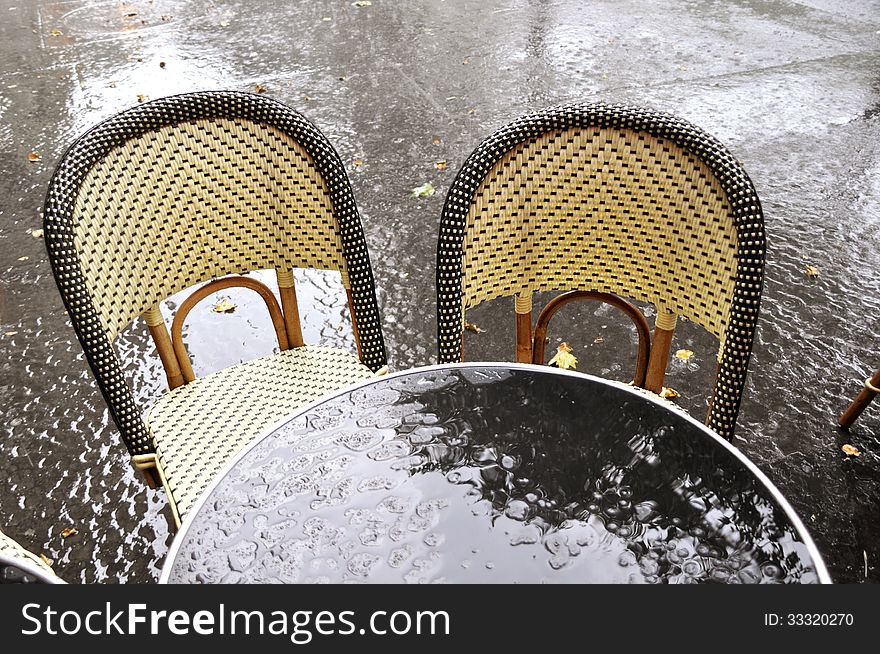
[
  {"x1": 0, "y1": 528, "x2": 62, "y2": 584},
  {"x1": 44, "y1": 91, "x2": 387, "y2": 525},
  {"x1": 436, "y1": 103, "x2": 765, "y2": 439},
  {"x1": 839, "y1": 365, "x2": 879, "y2": 428}
]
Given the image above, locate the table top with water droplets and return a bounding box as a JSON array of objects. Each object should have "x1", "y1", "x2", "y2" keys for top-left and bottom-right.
[{"x1": 162, "y1": 365, "x2": 829, "y2": 584}]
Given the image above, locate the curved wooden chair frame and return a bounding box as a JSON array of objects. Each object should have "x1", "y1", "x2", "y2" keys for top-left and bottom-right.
[{"x1": 529, "y1": 291, "x2": 652, "y2": 387}]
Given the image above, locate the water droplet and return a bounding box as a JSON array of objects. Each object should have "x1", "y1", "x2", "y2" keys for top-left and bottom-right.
[
  {"x1": 470, "y1": 500, "x2": 492, "y2": 516},
  {"x1": 377, "y1": 496, "x2": 411, "y2": 514},
  {"x1": 618, "y1": 551, "x2": 638, "y2": 567},
  {"x1": 347, "y1": 553, "x2": 379, "y2": 577},
  {"x1": 504, "y1": 500, "x2": 530, "y2": 521},
  {"x1": 500, "y1": 454, "x2": 519, "y2": 470},
  {"x1": 639, "y1": 558, "x2": 660, "y2": 575},
  {"x1": 445, "y1": 469, "x2": 472, "y2": 485},
  {"x1": 336, "y1": 430, "x2": 384, "y2": 451},
  {"x1": 410, "y1": 426, "x2": 446, "y2": 444},
  {"x1": 388, "y1": 545, "x2": 413, "y2": 568},
  {"x1": 424, "y1": 532, "x2": 445, "y2": 547},
  {"x1": 357, "y1": 475, "x2": 396, "y2": 493},
  {"x1": 761, "y1": 562, "x2": 783, "y2": 579}
]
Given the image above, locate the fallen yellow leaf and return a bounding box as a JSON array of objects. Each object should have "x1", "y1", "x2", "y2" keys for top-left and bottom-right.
[
  {"x1": 212, "y1": 298, "x2": 237, "y2": 314},
  {"x1": 464, "y1": 322, "x2": 485, "y2": 334},
  {"x1": 434, "y1": 159, "x2": 447, "y2": 170},
  {"x1": 804, "y1": 265, "x2": 820, "y2": 278},
  {"x1": 432, "y1": 137, "x2": 441, "y2": 146},
  {"x1": 136, "y1": 94, "x2": 148, "y2": 102},
  {"x1": 50, "y1": 28, "x2": 62, "y2": 37},
  {"x1": 39, "y1": 554, "x2": 54, "y2": 567},
  {"x1": 842, "y1": 444, "x2": 861, "y2": 457},
  {"x1": 675, "y1": 349, "x2": 694, "y2": 361},
  {"x1": 31, "y1": 228, "x2": 44, "y2": 238},
  {"x1": 548, "y1": 342, "x2": 578, "y2": 370},
  {"x1": 61, "y1": 527, "x2": 77, "y2": 539},
  {"x1": 27, "y1": 151, "x2": 41, "y2": 162},
  {"x1": 660, "y1": 386, "x2": 680, "y2": 399},
  {"x1": 353, "y1": 158, "x2": 364, "y2": 168},
  {"x1": 254, "y1": 84, "x2": 267, "y2": 93}
]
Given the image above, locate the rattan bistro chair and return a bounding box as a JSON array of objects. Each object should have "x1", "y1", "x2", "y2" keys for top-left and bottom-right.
[
  {"x1": 0, "y1": 528, "x2": 62, "y2": 583},
  {"x1": 437, "y1": 103, "x2": 765, "y2": 439},
  {"x1": 44, "y1": 91, "x2": 387, "y2": 525}
]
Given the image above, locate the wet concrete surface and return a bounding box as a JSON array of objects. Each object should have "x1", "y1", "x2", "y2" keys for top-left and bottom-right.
[{"x1": 0, "y1": 0, "x2": 877, "y2": 583}]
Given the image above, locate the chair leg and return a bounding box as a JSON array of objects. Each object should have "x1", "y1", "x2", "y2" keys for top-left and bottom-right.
[
  {"x1": 132, "y1": 453, "x2": 162, "y2": 489},
  {"x1": 644, "y1": 311, "x2": 677, "y2": 393},
  {"x1": 515, "y1": 293, "x2": 533, "y2": 363},
  {"x1": 839, "y1": 367, "x2": 880, "y2": 429}
]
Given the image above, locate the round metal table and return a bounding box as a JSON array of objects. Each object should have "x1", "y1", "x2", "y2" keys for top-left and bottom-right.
[
  {"x1": 161, "y1": 364, "x2": 830, "y2": 584},
  {"x1": 0, "y1": 554, "x2": 63, "y2": 584}
]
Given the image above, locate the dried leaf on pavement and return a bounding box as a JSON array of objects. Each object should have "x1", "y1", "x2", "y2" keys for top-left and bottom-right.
[
  {"x1": 254, "y1": 84, "x2": 267, "y2": 93},
  {"x1": 548, "y1": 342, "x2": 577, "y2": 370},
  {"x1": 660, "y1": 386, "x2": 680, "y2": 399},
  {"x1": 50, "y1": 28, "x2": 62, "y2": 37},
  {"x1": 464, "y1": 322, "x2": 485, "y2": 334},
  {"x1": 432, "y1": 137, "x2": 441, "y2": 146},
  {"x1": 31, "y1": 229, "x2": 44, "y2": 238},
  {"x1": 61, "y1": 527, "x2": 77, "y2": 539},
  {"x1": 434, "y1": 159, "x2": 447, "y2": 170},
  {"x1": 842, "y1": 444, "x2": 861, "y2": 457},
  {"x1": 136, "y1": 94, "x2": 148, "y2": 102},
  {"x1": 212, "y1": 298, "x2": 237, "y2": 314},
  {"x1": 39, "y1": 554, "x2": 54, "y2": 567},
  {"x1": 804, "y1": 265, "x2": 820, "y2": 278},
  {"x1": 411, "y1": 182, "x2": 435, "y2": 198},
  {"x1": 674, "y1": 349, "x2": 694, "y2": 361},
  {"x1": 28, "y1": 151, "x2": 41, "y2": 162}
]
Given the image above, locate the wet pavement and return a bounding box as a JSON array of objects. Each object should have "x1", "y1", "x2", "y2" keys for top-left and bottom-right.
[{"x1": 0, "y1": 0, "x2": 877, "y2": 583}]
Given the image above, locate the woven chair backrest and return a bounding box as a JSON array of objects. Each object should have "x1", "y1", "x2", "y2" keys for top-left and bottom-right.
[
  {"x1": 65, "y1": 115, "x2": 347, "y2": 341},
  {"x1": 461, "y1": 126, "x2": 738, "y2": 343}
]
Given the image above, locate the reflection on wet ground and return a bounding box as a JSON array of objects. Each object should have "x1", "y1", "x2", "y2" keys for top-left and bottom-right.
[{"x1": 0, "y1": 0, "x2": 877, "y2": 583}]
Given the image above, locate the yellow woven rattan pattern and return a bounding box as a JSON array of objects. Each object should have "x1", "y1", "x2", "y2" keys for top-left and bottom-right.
[
  {"x1": 0, "y1": 528, "x2": 57, "y2": 577},
  {"x1": 462, "y1": 127, "x2": 738, "y2": 346},
  {"x1": 147, "y1": 345, "x2": 373, "y2": 521},
  {"x1": 73, "y1": 117, "x2": 347, "y2": 341}
]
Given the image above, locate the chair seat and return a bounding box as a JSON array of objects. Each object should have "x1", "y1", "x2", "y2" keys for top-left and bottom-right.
[
  {"x1": 0, "y1": 528, "x2": 59, "y2": 581},
  {"x1": 146, "y1": 345, "x2": 373, "y2": 520}
]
